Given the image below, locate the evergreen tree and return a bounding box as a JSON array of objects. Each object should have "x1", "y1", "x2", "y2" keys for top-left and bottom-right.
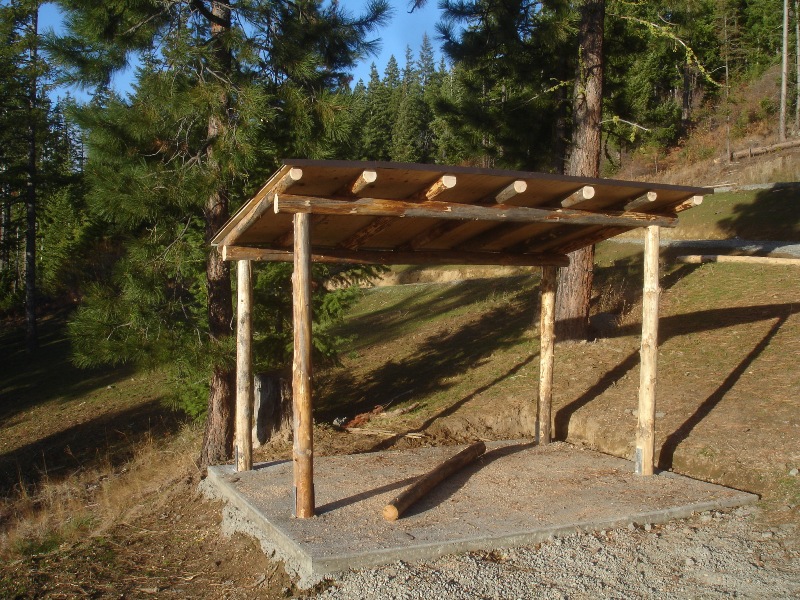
[
  {"x1": 361, "y1": 62, "x2": 395, "y2": 160},
  {"x1": 391, "y1": 47, "x2": 429, "y2": 162},
  {"x1": 0, "y1": 0, "x2": 82, "y2": 332},
  {"x1": 49, "y1": 0, "x2": 389, "y2": 467},
  {"x1": 435, "y1": 0, "x2": 574, "y2": 170}
]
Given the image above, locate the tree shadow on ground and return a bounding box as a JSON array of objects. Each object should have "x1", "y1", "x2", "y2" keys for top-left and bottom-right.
[
  {"x1": 657, "y1": 310, "x2": 790, "y2": 470},
  {"x1": 317, "y1": 278, "x2": 538, "y2": 422},
  {"x1": 367, "y1": 355, "x2": 536, "y2": 453},
  {"x1": 554, "y1": 303, "x2": 798, "y2": 450},
  {"x1": 718, "y1": 184, "x2": 800, "y2": 241},
  {"x1": 0, "y1": 312, "x2": 135, "y2": 426},
  {"x1": 340, "y1": 275, "x2": 538, "y2": 354},
  {"x1": 0, "y1": 398, "x2": 186, "y2": 499}
]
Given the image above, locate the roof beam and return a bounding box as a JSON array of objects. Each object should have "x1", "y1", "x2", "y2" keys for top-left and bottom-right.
[
  {"x1": 346, "y1": 169, "x2": 378, "y2": 195},
  {"x1": 271, "y1": 170, "x2": 379, "y2": 248},
  {"x1": 456, "y1": 223, "x2": 553, "y2": 252},
  {"x1": 403, "y1": 179, "x2": 528, "y2": 250},
  {"x1": 274, "y1": 194, "x2": 678, "y2": 228},
  {"x1": 624, "y1": 191, "x2": 658, "y2": 211},
  {"x1": 560, "y1": 185, "x2": 596, "y2": 208},
  {"x1": 337, "y1": 174, "x2": 457, "y2": 250},
  {"x1": 493, "y1": 180, "x2": 528, "y2": 203},
  {"x1": 221, "y1": 245, "x2": 570, "y2": 267},
  {"x1": 219, "y1": 167, "x2": 303, "y2": 246}
]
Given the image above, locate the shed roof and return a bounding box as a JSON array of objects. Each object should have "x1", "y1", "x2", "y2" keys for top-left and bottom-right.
[{"x1": 212, "y1": 159, "x2": 709, "y2": 266}]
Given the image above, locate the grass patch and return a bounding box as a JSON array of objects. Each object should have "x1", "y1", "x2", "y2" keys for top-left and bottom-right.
[{"x1": 671, "y1": 187, "x2": 800, "y2": 241}]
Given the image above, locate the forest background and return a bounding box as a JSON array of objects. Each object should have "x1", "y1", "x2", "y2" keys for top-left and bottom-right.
[{"x1": 1, "y1": 0, "x2": 798, "y2": 466}]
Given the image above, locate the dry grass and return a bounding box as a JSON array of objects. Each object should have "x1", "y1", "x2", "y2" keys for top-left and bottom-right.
[{"x1": 0, "y1": 421, "x2": 202, "y2": 561}]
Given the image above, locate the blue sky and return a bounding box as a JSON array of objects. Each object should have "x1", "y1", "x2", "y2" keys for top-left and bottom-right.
[
  {"x1": 40, "y1": 1, "x2": 446, "y2": 97},
  {"x1": 349, "y1": 0, "x2": 444, "y2": 85}
]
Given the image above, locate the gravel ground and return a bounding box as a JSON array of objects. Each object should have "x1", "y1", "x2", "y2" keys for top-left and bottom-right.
[{"x1": 305, "y1": 506, "x2": 799, "y2": 599}]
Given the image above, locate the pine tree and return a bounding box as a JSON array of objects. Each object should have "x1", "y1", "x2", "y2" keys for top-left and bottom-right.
[
  {"x1": 391, "y1": 47, "x2": 429, "y2": 162},
  {"x1": 362, "y1": 62, "x2": 394, "y2": 160},
  {"x1": 49, "y1": 0, "x2": 390, "y2": 467},
  {"x1": 434, "y1": 0, "x2": 573, "y2": 170}
]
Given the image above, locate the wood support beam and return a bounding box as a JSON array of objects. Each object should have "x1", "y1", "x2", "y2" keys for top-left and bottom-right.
[
  {"x1": 494, "y1": 180, "x2": 528, "y2": 203},
  {"x1": 337, "y1": 174, "x2": 457, "y2": 250},
  {"x1": 403, "y1": 179, "x2": 527, "y2": 250},
  {"x1": 635, "y1": 225, "x2": 660, "y2": 476},
  {"x1": 624, "y1": 191, "x2": 658, "y2": 211},
  {"x1": 674, "y1": 195, "x2": 703, "y2": 213},
  {"x1": 347, "y1": 169, "x2": 378, "y2": 195},
  {"x1": 235, "y1": 259, "x2": 253, "y2": 472},
  {"x1": 221, "y1": 167, "x2": 302, "y2": 246},
  {"x1": 418, "y1": 174, "x2": 457, "y2": 201},
  {"x1": 537, "y1": 265, "x2": 558, "y2": 445},
  {"x1": 274, "y1": 194, "x2": 677, "y2": 228},
  {"x1": 560, "y1": 185, "x2": 596, "y2": 208},
  {"x1": 292, "y1": 213, "x2": 315, "y2": 517},
  {"x1": 221, "y1": 245, "x2": 570, "y2": 267}
]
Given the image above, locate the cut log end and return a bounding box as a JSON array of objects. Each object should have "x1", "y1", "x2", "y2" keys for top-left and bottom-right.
[{"x1": 382, "y1": 505, "x2": 400, "y2": 522}]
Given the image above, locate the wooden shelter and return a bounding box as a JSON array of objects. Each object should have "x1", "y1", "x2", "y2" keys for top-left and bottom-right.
[{"x1": 211, "y1": 159, "x2": 709, "y2": 519}]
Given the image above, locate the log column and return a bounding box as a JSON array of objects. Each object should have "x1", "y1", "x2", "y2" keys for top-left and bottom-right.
[
  {"x1": 235, "y1": 259, "x2": 253, "y2": 472},
  {"x1": 537, "y1": 265, "x2": 558, "y2": 444},
  {"x1": 636, "y1": 225, "x2": 660, "y2": 475},
  {"x1": 292, "y1": 213, "x2": 315, "y2": 517}
]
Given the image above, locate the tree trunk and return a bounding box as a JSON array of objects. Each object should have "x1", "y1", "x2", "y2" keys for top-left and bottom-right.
[
  {"x1": 795, "y1": 0, "x2": 799, "y2": 132},
  {"x1": 1, "y1": 194, "x2": 9, "y2": 272},
  {"x1": 253, "y1": 372, "x2": 293, "y2": 446},
  {"x1": 555, "y1": 0, "x2": 605, "y2": 341},
  {"x1": 25, "y1": 4, "x2": 39, "y2": 354},
  {"x1": 199, "y1": 1, "x2": 235, "y2": 469},
  {"x1": 780, "y1": 0, "x2": 789, "y2": 141}
]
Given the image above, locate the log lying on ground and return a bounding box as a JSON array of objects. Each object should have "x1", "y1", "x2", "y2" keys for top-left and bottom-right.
[
  {"x1": 677, "y1": 254, "x2": 800, "y2": 266},
  {"x1": 730, "y1": 138, "x2": 800, "y2": 160},
  {"x1": 383, "y1": 441, "x2": 486, "y2": 522}
]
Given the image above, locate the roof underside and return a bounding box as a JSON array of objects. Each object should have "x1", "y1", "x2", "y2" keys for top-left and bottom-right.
[{"x1": 212, "y1": 159, "x2": 709, "y2": 267}]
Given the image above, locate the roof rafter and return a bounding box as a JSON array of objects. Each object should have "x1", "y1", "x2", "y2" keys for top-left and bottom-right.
[{"x1": 273, "y1": 194, "x2": 678, "y2": 229}]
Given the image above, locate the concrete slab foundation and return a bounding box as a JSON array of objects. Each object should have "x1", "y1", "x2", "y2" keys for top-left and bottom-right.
[{"x1": 202, "y1": 440, "x2": 758, "y2": 588}]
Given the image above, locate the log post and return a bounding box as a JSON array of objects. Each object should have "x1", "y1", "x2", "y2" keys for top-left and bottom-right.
[
  {"x1": 537, "y1": 265, "x2": 558, "y2": 444},
  {"x1": 292, "y1": 212, "x2": 315, "y2": 517},
  {"x1": 235, "y1": 259, "x2": 253, "y2": 472},
  {"x1": 636, "y1": 225, "x2": 660, "y2": 475}
]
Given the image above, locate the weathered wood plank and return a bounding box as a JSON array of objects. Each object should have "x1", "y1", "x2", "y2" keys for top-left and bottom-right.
[
  {"x1": 221, "y1": 167, "x2": 302, "y2": 246},
  {"x1": 274, "y1": 194, "x2": 678, "y2": 228},
  {"x1": 221, "y1": 245, "x2": 570, "y2": 267}
]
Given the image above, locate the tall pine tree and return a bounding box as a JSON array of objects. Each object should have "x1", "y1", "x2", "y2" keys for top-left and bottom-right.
[{"x1": 50, "y1": 0, "x2": 389, "y2": 467}]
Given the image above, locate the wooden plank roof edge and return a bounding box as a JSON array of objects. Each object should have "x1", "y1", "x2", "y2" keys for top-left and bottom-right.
[
  {"x1": 211, "y1": 164, "x2": 294, "y2": 246},
  {"x1": 279, "y1": 158, "x2": 711, "y2": 195},
  {"x1": 220, "y1": 244, "x2": 570, "y2": 267}
]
